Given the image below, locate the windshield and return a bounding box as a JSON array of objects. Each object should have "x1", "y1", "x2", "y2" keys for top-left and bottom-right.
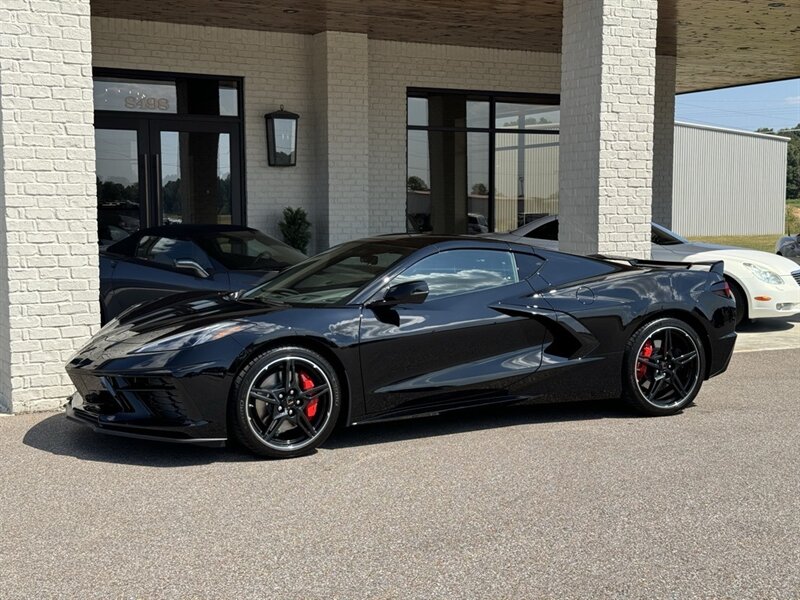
[
  {"x1": 651, "y1": 224, "x2": 688, "y2": 246},
  {"x1": 198, "y1": 230, "x2": 306, "y2": 271},
  {"x1": 242, "y1": 241, "x2": 414, "y2": 305}
]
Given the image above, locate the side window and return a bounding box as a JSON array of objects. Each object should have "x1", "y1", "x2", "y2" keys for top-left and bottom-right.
[
  {"x1": 526, "y1": 219, "x2": 559, "y2": 241},
  {"x1": 393, "y1": 249, "x2": 518, "y2": 301},
  {"x1": 537, "y1": 251, "x2": 619, "y2": 286},
  {"x1": 135, "y1": 236, "x2": 212, "y2": 270}
]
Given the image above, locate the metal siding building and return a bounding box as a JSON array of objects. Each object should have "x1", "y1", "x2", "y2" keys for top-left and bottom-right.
[{"x1": 672, "y1": 122, "x2": 789, "y2": 237}]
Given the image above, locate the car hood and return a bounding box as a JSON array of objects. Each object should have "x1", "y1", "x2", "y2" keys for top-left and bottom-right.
[
  {"x1": 658, "y1": 243, "x2": 799, "y2": 274},
  {"x1": 111, "y1": 290, "x2": 287, "y2": 337}
]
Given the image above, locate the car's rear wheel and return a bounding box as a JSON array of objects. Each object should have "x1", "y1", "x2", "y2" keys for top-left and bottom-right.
[
  {"x1": 231, "y1": 346, "x2": 341, "y2": 458},
  {"x1": 621, "y1": 317, "x2": 705, "y2": 416}
]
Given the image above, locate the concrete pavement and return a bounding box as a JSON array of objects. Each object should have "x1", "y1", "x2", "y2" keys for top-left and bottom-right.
[{"x1": 1, "y1": 346, "x2": 799, "y2": 599}]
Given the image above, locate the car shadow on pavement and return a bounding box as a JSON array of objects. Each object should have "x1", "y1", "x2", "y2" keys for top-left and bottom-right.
[
  {"x1": 737, "y1": 313, "x2": 799, "y2": 333},
  {"x1": 23, "y1": 399, "x2": 662, "y2": 465},
  {"x1": 323, "y1": 398, "x2": 641, "y2": 450},
  {"x1": 23, "y1": 414, "x2": 257, "y2": 467}
]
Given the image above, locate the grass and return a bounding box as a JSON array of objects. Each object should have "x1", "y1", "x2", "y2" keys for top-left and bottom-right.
[
  {"x1": 686, "y1": 235, "x2": 778, "y2": 253},
  {"x1": 686, "y1": 201, "x2": 799, "y2": 252}
]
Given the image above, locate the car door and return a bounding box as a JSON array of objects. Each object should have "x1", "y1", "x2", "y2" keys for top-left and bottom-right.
[
  {"x1": 358, "y1": 247, "x2": 549, "y2": 419},
  {"x1": 106, "y1": 234, "x2": 230, "y2": 319}
]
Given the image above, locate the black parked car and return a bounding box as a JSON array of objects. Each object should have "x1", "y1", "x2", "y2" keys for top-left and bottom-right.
[
  {"x1": 68, "y1": 235, "x2": 737, "y2": 458},
  {"x1": 100, "y1": 225, "x2": 306, "y2": 323}
]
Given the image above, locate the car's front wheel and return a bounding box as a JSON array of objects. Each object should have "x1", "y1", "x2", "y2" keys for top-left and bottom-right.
[
  {"x1": 621, "y1": 317, "x2": 706, "y2": 416},
  {"x1": 231, "y1": 346, "x2": 341, "y2": 458}
]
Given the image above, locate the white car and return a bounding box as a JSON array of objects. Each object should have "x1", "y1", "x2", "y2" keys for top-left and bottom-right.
[{"x1": 492, "y1": 215, "x2": 800, "y2": 325}]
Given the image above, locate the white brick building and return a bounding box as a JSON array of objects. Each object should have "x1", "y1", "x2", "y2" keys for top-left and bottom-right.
[{"x1": 0, "y1": 0, "x2": 797, "y2": 413}]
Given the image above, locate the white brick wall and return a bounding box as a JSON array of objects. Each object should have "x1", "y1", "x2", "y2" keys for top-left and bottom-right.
[
  {"x1": 368, "y1": 41, "x2": 561, "y2": 235},
  {"x1": 652, "y1": 55, "x2": 676, "y2": 229},
  {"x1": 559, "y1": 0, "x2": 657, "y2": 259},
  {"x1": 0, "y1": 0, "x2": 98, "y2": 413},
  {"x1": 312, "y1": 32, "x2": 370, "y2": 249}
]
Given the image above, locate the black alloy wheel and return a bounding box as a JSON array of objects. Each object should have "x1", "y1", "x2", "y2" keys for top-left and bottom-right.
[
  {"x1": 622, "y1": 317, "x2": 705, "y2": 416},
  {"x1": 231, "y1": 347, "x2": 341, "y2": 458}
]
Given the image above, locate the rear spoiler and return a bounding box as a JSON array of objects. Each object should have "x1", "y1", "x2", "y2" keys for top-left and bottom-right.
[{"x1": 591, "y1": 254, "x2": 725, "y2": 275}]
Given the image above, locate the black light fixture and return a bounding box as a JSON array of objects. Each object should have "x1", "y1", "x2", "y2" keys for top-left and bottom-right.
[{"x1": 265, "y1": 105, "x2": 299, "y2": 166}]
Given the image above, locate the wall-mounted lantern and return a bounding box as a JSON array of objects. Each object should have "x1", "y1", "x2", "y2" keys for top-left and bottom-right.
[{"x1": 265, "y1": 105, "x2": 299, "y2": 166}]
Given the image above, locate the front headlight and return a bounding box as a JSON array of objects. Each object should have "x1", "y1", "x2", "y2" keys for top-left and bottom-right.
[
  {"x1": 742, "y1": 263, "x2": 784, "y2": 285},
  {"x1": 134, "y1": 321, "x2": 250, "y2": 354}
]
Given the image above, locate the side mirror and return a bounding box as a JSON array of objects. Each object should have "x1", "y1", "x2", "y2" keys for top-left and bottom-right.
[
  {"x1": 175, "y1": 259, "x2": 211, "y2": 279},
  {"x1": 372, "y1": 280, "x2": 429, "y2": 307}
]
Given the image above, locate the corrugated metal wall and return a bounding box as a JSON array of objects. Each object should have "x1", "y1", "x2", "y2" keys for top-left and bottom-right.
[{"x1": 672, "y1": 123, "x2": 788, "y2": 236}]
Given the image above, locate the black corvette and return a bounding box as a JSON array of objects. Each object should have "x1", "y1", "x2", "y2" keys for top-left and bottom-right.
[{"x1": 66, "y1": 235, "x2": 737, "y2": 458}]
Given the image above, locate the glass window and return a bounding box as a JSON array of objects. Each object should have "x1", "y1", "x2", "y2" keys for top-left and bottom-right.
[
  {"x1": 407, "y1": 91, "x2": 559, "y2": 235},
  {"x1": 393, "y1": 249, "x2": 518, "y2": 301},
  {"x1": 135, "y1": 236, "x2": 213, "y2": 269},
  {"x1": 408, "y1": 97, "x2": 428, "y2": 127},
  {"x1": 95, "y1": 128, "x2": 141, "y2": 247},
  {"x1": 466, "y1": 100, "x2": 490, "y2": 128},
  {"x1": 407, "y1": 129, "x2": 431, "y2": 233},
  {"x1": 495, "y1": 132, "x2": 559, "y2": 232},
  {"x1": 244, "y1": 242, "x2": 414, "y2": 306},
  {"x1": 94, "y1": 76, "x2": 239, "y2": 116},
  {"x1": 537, "y1": 251, "x2": 620, "y2": 286},
  {"x1": 94, "y1": 78, "x2": 177, "y2": 113},
  {"x1": 495, "y1": 102, "x2": 560, "y2": 130},
  {"x1": 159, "y1": 131, "x2": 232, "y2": 226},
  {"x1": 199, "y1": 231, "x2": 306, "y2": 271}
]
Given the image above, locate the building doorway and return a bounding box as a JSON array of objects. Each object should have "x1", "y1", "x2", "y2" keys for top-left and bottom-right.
[{"x1": 93, "y1": 70, "x2": 244, "y2": 247}]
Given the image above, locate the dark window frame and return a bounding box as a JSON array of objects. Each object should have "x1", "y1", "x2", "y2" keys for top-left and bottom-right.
[{"x1": 406, "y1": 88, "x2": 560, "y2": 233}]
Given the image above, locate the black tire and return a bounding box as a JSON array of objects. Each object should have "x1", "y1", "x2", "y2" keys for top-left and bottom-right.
[
  {"x1": 230, "y1": 346, "x2": 342, "y2": 459},
  {"x1": 621, "y1": 317, "x2": 706, "y2": 416},
  {"x1": 727, "y1": 277, "x2": 749, "y2": 328}
]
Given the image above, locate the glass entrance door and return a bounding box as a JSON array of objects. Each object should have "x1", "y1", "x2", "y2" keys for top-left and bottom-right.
[
  {"x1": 152, "y1": 122, "x2": 241, "y2": 227},
  {"x1": 94, "y1": 118, "x2": 241, "y2": 245},
  {"x1": 93, "y1": 71, "x2": 244, "y2": 247},
  {"x1": 95, "y1": 126, "x2": 145, "y2": 247}
]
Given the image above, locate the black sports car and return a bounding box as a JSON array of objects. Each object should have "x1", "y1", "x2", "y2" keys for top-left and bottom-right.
[
  {"x1": 100, "y1": 224, "x2": 306, "y2": 323},
  {"x1": 66, "y1": 235, "x2": 737, "y2": 458}
]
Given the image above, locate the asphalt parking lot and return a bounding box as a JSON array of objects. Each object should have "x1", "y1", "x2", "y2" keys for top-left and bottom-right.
[{"x1": 1, "y1": 332, "x2": 798, "y2": 598}]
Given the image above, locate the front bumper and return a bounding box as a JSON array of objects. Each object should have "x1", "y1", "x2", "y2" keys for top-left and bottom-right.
[
  {"x1": 65, "y1": 370, "x2": 230, "y2": 446},
  {"x1": 746, "y1": 273, "x2": 800, "y2": 319}
]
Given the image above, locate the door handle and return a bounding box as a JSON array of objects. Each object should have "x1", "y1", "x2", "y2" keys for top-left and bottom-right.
[{"x1": 153, "y1": 153, "x2": 162, "y2": 226}]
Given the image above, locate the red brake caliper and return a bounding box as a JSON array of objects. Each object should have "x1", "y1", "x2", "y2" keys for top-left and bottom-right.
[
  {"x1": 298, "y1": 371, "x2": 318, "y2": 418},
  {"x1": 637, "y1": 340, "x2": 654, "y2": 380}
]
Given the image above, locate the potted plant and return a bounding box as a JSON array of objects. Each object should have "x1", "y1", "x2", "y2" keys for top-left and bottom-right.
[{"x1": 279, "y1": 206, "x2": 312, "y2": 254}]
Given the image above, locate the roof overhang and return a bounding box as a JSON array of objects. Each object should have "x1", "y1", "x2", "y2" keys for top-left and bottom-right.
[{"x1": 90, "y1": 0, "x2": 800, "y2": 93}]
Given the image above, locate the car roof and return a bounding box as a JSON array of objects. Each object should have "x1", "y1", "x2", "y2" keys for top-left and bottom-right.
[{"x1": 356, "y1": 233, "x2": 522, "y2": 252}]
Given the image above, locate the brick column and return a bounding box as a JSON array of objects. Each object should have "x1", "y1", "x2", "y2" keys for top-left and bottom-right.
[
  {"x1": 652, "y1": 54, "x2": 677, "y2": 229},
  {"x1": 312, "y1": 31, "x2": 369, "y2": 250},
  {"x1": 0, "y1": 0, "x2": 99, "y2": 413},
  {"x1": 559, "y1": 0, "x2": 658, "y2": 258}
]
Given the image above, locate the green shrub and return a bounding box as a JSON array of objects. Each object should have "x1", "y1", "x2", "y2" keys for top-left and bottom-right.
[{"x1": 279, "y1": 207, "x2": 312, "y2": 254}]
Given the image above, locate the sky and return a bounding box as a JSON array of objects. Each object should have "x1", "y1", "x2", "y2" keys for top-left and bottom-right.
[{"x1": 675, "y1": 78, "x2": 800, "y2": 133}]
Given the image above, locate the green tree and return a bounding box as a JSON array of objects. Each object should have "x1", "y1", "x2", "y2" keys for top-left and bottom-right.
[
  {"x1": 757, "y1": 123, "x2": 799, "y2": 199},
  {"x1": 406, "y1": 176, "x2": 429, "y2": 191}
]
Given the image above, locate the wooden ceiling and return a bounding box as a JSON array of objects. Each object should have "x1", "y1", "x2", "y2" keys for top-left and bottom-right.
[{"x1": 90, "y1": 0, "x2": 800, "y2": 92}]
